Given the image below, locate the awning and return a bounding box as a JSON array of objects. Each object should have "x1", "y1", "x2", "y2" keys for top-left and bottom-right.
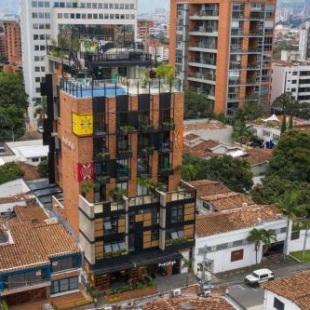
[{"x1": 93, "y1": 249, "x2": 183, "y2": 275}]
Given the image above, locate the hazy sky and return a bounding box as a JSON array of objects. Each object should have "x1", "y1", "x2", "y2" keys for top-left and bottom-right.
[
  {"x1": 138, "y1": 0, "x2": 169, "y2": 12},
  {"x1": 0, "y1": 0, "x2": 169, "y2": 15}
]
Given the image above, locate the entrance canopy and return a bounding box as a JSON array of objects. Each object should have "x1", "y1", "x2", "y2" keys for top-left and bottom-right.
[
  {"x1": 93, "y1": 249, "x2": 183, "y2": 275},
  {"x1": 262, "y1": 114, "x2": 280, "y2": 122}
]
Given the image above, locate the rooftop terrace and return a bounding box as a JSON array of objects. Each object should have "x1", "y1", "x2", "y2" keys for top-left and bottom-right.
[{"x1": 60, "y1": 77, "x2": 182, "y2": 98}]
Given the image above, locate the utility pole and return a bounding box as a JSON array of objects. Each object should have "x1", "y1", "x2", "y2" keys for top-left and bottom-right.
[{"x1": 198, "y1": 245, "x2": 212, "y2": 295}]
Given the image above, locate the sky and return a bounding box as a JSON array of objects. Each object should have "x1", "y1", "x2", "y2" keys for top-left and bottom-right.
[{"x1": 0, "y1": 0, "x2": 169, "y2": 15}]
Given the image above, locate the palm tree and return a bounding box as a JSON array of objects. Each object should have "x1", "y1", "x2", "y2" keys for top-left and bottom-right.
[
  {"x1": 272, "y1": 92, "x2": 310, "y2": 129},
  {"x1": 232, "y1": 119, "x2": 254, "y2": 145},
  {"x1": 178, "y1": 164, "x2": 197, "y2": 181},
  {"x1": 247, "y1": 228, "x2": 267, "y2": 268},
  {"x1": 33, "y1": 96, "x2": 47, "y2": 126},
  {"x1": 275, "y1": 190, "x2": 308, "y2": 257},
  {"x1": 261, "y1": 229, "x2": 277, "y2": 255}
]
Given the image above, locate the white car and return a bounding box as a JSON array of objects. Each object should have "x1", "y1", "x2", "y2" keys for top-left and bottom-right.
[
  {"x1": 244, "y1": 268, "x2": 274, "y2": 286},
  {"x1": 37, "y1": 125, "x2": 44, "y2": 133}
]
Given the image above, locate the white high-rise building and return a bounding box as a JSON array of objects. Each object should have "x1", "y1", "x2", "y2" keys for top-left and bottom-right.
[{"x1": 20, "y1": 0, "x2": 137, "y2": 129}]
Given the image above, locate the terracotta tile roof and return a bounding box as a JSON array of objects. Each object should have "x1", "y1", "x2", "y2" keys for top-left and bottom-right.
[
  {"x1": 184, "y1": 120, "x2": 226, "y2": 131},
  {"x1": 237, "y1": 148, "x2": 273, "y2": 166},
  {"x1": 262, "y1": 270, "x2": 310, "y2": 310},
  {"x1": 200, "y1": 192, "x2": 253, "y2": 211},
  {"x1": 184, "y1": 133, "x2": 200, "y2": 141},
  {"x1": 196, "y1": 205, "x2": 279, "y2": 237},
  {"x1": 14, "y1": 206, "x2": 47, "y2": 225},
  {"x1": 0, "y1": 193, "x2": 28, "y2": 204},
  {"x1": 143, "y1": 296, "x2": 235, "y2": 310},
  {"x1": 188, "y1": 179, "x2": 231, "y2": 198},
  {"x1": 0, "y1": 220, "x2": 49, "y2": 274},
  {"x1": 36, "y1": 224, "x2": 80, "y2": 258},
  {"x1": 0, "y1": 207, "x2": 80, "y2": 274}
]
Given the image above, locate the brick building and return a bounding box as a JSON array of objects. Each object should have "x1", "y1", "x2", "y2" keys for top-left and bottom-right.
[
  {"x1": 169, "y1": 0, "x2": 276, "y2": 116},
  {"x1": 3, "y1": 19, "x2": 22, "y2": 66},
  {"x1": 43, "y1": 47, "x2": 196, "y2": 290}
]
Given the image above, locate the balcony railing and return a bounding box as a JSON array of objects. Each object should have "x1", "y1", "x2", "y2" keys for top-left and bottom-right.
[
  {"x1": 159, "y1": 166, "x2": 174, "y2": 176},
  {"x1": 139, "y1": 123, "x2": 154, "y2": 133},
  {"x1": 161, "y1": 121, "x2": 175, "y2": 131},
  {"x1": 94, "y1": 151, "x2": 110, "y2": 161},
  {"x1": 165, "y1": 186, "x2": 196, "y2": 203},
  {"x1": 119, "y1": 125, "x2": 136, "y2": 135},
  {"x1": 118, "y1": 149, "x2": 133, "y2": 159},
  {"x1": 128, "y1": 193, "x2": 159, "y2": 207},
  {"x1": 139, "y1": 146, "x2": 155, "y2": 156}
]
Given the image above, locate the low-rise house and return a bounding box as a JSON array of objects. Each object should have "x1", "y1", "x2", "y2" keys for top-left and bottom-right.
[
  {"x1": 194, "y1": 205, "x2": 287, "y2": 274},
  {"x1": 0, "y1": 205, "x2": 83, "y2": 307},
  {"x1": 262, "y1": 270, "x2": 310, "y2": 310},
  {"x1": 199, "y1": 192, "x2": 253, "y2": 213},
  {"x1": 188, "y1": 179, "x2": 252, "y2": 214},
  {"x1": 235, "y1": 148, "x2": 273, "y2": 175}
]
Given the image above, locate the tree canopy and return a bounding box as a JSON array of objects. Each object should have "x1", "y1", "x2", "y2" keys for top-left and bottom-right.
[
  {"x1": 184, "y1": 91, "x2": 214, "y2": 120},
  {"x1": 0, "y1": 162, "x2": 24, "y2": 185},
  {"x1": 183, "y1": 153, "x2": 253, "y2": 193},
  {"x1": 267, "y1": 130, "x2": 310, "y2": 183},
  {"x1": 0, "y1": 72, "x2": 28, "y2": 109}
]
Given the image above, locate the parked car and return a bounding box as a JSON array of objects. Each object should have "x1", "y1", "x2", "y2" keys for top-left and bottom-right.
[
  {"x1": 37, "y1": 125, "x2": 44, "y2": 133},
  {"x1": 0, "y1": 144, "x2": 5, "y2": 153},
  {"x1": 244, "y1": 268, "x2": 274, "y2": 286}
]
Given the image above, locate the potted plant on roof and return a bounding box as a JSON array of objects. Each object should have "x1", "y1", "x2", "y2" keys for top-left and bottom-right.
[
  {"x1": 96, "y1": 175, "x2": 110, "y2": 185},
  {"x1": 162, "y1": 120, "x2": 175, "y2": 131},
  {"x1": 109, "y1": 187, "x2": 126, "y2": 202}
]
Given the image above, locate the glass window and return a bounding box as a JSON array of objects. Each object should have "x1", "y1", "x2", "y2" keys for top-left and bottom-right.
[
  {"x1": 171, "y1": 205, "x2": 184, "y2": 223},
  {"x1": 51, "y1": 277, "x2": 78, "y2": 294}
]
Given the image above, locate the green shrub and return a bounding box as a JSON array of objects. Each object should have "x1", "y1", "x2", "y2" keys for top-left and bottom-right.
[
  {"x1": 0, "y1": 162, "x2": 24, "y2": 185},
  {"x1": 37, "y1": 159, "x2": 49, "y2": 177}
]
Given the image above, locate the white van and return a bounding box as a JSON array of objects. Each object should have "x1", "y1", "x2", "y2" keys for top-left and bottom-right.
[{"x1": 244, "y1": 268, "x2": 274, "y2": 286}]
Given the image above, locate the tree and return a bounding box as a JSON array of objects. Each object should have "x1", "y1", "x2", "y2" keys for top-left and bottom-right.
[
  {"x1": 0, "y1": 72, "x2": 28, "y2": 109},
  {"x1": 155, "y1": 64, "x2": 175, "y2": 81},
  {"x1": 267, "y1": 130, "x2": 310, "y2": 183},
  {"x1": 203, "y1": 155, "x2": 253, "y2": 193},
  {"x1": 182, "y1": 154, "x2": 253, "y2": 193},
  {"x1": 247, "y1": 228, "x2": 276, "y2": 268},
  {"x1": 178, "y1": 163, "x2": 198, "y2": 181},
  {"x1": 275, "y1": 190, "x2": 308, "y2": 256},
  {"x1": 0, "y1": 162, "x2": 24, "y2": 185},
  {"x1": 37, "y1": 159, "x2": 49, "y2": 178},
  {"x1": 33, "y1": 96, "x2": 47, "y2": 125},
  {"x1": 247, "y1": 228, "x2": 267, "y2": 268},
  {"x1": 184, "y1": 91, "x2": 214, "y2": 119},
  {"x1": 232, "y1": 119, "x2": 254, "y2": 145},
  {"x1": 0, "y1": 105, "x2": 25, "y2": 142}
]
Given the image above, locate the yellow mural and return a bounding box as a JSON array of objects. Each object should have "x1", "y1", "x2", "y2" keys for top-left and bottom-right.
[{"x1": 72, "y1": 113, "x2": 93, "y2": 136}]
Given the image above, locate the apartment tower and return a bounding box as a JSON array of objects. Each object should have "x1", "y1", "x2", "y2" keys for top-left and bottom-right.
[
  {"x1": 3, "y1": 19, "x2": 22, "y2": 66},
  {"x1": 43, "y1": 46, "x2": 196, "y2": 289},
  {"x1": 170, "y1": 0, "x2": 276, "y2": 116},
  {"x1": 20, "y1": 0, "x2": 137, "y2": 129}
]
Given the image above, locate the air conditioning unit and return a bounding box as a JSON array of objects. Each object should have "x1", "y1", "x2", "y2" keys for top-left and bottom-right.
[
  {"x1": 172, "y1": 289, "x2": 181, "y2": 297},
  {"x1": 45, "y1": 218, "x2": 58, "y2": 224}
]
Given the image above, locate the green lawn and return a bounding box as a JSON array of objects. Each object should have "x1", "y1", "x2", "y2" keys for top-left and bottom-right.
[{"x1": 291, "y1": 250, "x2": 310, "y2": 262}]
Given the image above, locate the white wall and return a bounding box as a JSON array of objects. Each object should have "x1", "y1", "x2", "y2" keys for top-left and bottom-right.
[
  {"x1": 194, "y1": 219, "x2": 287, "y2": 274},
  {"x1": 271, "y1": 65, "x2": 285, "y2": 104},
  {"x1": 288, "y1": 229, "x2": 310, "y2": 254},
  {"x1": 264, "y1": 290, "x2": 300, "y2": 310}
]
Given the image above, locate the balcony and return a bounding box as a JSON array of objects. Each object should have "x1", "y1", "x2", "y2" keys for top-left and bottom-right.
[
  {"x1": 116, "y1": 169, "x2": 130, "y2": 181},
  {"x1": 159, "y1": 166, "x2": 174, "y2": 176},
  {"x1": 137, "y1": 165, "x2": 151, "y2": 177},
  {"x1": 94, "y1": 151, "x2": 110, "y2": 161},
  {"x1": 161, "y1": 120, "x2": 175, "y2": 131},
  {"x1": 119, "y1": 125, "x2": 136, "y2": 135},
  {"x1": 118, "y1": 149, "x2": 133, "y2": 159},
  {"x1": 128, "y1": 193, "x2": 159, "y2": 207},
  {"x1": 165, "y1": 183, "x2": 196, "y2": 203},
  {"x1": 228, "y1": 79, "x2": 240, "y2": 85},
  {"x1": 139, "y1": 146, "x2": 155, "y2": 156},
  {"x1": 159, "y1": 141, "x2": 172, "y2": 153},
  {"x1": 139, "y1": 123, "x2": 154, "y2": 133},
  {"x1": 95, "y1": 175, "x2": 110, "y2": 185}
]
